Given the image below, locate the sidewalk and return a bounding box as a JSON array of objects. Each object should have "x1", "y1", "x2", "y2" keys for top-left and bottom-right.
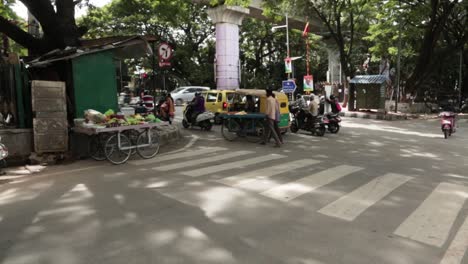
[
  {"x1": 339, "y1": 106, "x2": 468, "y2": 121},
  {"x1": 0, "y1": 123, "x2": 182, "y2": 184},
  {"x1": 339, "y1": 105, "x2": 408, "y2": 121}
]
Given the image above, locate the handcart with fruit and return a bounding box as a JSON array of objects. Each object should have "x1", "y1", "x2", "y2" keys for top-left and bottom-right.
[{"x1": 74, "y1": 109, "x2": 162, "y2": 165}]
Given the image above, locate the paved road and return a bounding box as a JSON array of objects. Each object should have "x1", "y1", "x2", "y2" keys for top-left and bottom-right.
[{"x1": 0, "y1": 115, "x2": 467, "y2": 264}]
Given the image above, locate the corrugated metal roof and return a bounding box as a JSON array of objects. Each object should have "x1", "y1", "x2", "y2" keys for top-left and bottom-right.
[
  {"x1": 27, "y1": 36, "x2": 153, "y2": 68},
  {"x1": 350, "y1": 75, "x2": 388, "y2": 84}
]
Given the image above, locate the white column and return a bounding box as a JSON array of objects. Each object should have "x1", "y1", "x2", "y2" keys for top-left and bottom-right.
[
  {"x1": 208, "y1": 6, "x2": 249, "y2": 90},
  {"x1": 327, "y1": 48, "x2": 341, "y2": 84}
]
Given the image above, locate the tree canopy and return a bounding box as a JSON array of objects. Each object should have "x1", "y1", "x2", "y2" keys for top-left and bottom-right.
[{"x1": 1, "y1": 0, "x2": 467, "y2": 98}]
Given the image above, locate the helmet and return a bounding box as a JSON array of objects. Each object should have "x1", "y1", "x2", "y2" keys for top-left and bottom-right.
[{"x1": 330, "y1": 95, "x2": 336, "y2": 100}]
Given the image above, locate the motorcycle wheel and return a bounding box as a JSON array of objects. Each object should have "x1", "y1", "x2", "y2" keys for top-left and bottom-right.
[
  {"x1": 328, "y1": 123, "x2": 340, "y2": 134},
  {"x1": 290, "y1": 123, "x2": 299, "y2": 133},
  {"x1": 444, "y1": 129, "x2": 448, "y2": 139},
  {"x1": 203, "y1": 120, "x2": 212, "y2": 131},
  {"x1": 182, "y1": 119, "x2": 190, "y2": 129},
  {"x1": 315, "y1": 126, "x2": 326, "y2": 137}
]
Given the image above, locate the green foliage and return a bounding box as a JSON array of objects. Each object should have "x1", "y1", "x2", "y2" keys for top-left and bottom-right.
[{"x1": 79, "y1": 0, "x2": 216, "y2": 89}]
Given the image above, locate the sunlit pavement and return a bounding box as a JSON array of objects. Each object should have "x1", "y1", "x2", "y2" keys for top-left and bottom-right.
[{"x1": 0, "y1": 114, "x2": 467, "y2": 264}]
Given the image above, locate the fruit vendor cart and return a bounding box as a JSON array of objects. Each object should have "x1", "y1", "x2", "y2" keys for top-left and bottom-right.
[{"x1": 74, "y1": 123, "x2": 160, "y2": 165}]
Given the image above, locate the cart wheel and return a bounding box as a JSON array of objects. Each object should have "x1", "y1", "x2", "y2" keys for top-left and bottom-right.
[
  {"x1": 245, "y1": 120, "x2": 265, "y2": 143},
  {"x1": 105, "y1": 133, "x2": 132, "y2": 165},
  {"x1": 89, "y1": 134, "x2": 106, "y2": 161},
  {"x1": 221, "y1": 119, "x2": 239, "y2": 141},
  {"x1": 136, "y1": 128, "x2": 160, "y2": 159},
  {"x1": 124, "y1": 130, "x2": 139, "y2": 155}
]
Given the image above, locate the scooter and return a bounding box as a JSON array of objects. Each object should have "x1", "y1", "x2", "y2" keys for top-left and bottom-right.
[
  {"x1": 439, "y1": 111, "x2": 457, "y2": 139},
  {"x1": 0, "y1": 136, "x2": 8, "y2": 175},
  {"x1": 323, "y1": 113, "x2": 342, "y2": 133},
  {"x1": 182, "y1": 105, "x2": 214, "y2": 131},
  {"x1": 289, "y1": 106, "x2": 326, "y2": 137}
]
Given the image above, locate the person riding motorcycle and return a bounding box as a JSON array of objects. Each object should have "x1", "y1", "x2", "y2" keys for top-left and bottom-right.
[
  {"x1": 187, "y1": 92, "x2": 206, "y2": 123},
  {"x1": 307, "y1": 95, "x2": 319, "y2": 126},
  {"x1": 295, "y1": 94, "x2": 308, "y2": 127},
  {"x1": 318, "y1": 96, "x2": 325, "y2": 115},
  {"x1": 327, "y1": 94, "x2": 342, "y2": 114}
]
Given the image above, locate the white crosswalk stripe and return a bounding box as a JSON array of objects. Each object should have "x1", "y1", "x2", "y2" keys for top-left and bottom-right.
[
  {"x1": 440, "y1": 216, "x2": 468, "y2": 264},
  {"x1": 128, "y1": 147, "x2": 226, "y2": 166},
  {"x1": 394, "y1": 182, "x2": 468, "y2": 247},
  {"x1": 216, "y1": 159, "x2": 318, "y2": 187},
  {"x1": 153, "y1": 150, "x2": 253, "y2": 171},
  {"x1": 318, "y1": 173, "x2": 412, "y2": 221},
  {"x1": 181, "y1": 154, "x2": 286, "y2": 177},
  {"x1": 261, "y1": 165, "x2": 364, "y2": 202}
]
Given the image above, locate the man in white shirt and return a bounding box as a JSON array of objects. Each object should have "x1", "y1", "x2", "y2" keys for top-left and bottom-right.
[{"x1": 261, "y1": 89, "x2": 282, "y2": 147}]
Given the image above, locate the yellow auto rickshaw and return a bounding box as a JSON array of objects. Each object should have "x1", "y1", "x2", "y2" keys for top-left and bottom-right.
[{"x1": 228, "y1": 89, "x2": 290, "y2": 133}]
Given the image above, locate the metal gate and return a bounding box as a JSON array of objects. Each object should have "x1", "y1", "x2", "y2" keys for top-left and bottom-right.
[{"x1": 31, "y1": 80, "x2": 68, "y2": 153}]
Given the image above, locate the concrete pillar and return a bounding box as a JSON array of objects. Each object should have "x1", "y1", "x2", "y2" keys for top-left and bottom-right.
[
  {"x1": 327, "y1": 48, "x2": 341, "y2": 84},
  {"x1": 208, "y1": 6, "x2": 249, "y2": 90}
]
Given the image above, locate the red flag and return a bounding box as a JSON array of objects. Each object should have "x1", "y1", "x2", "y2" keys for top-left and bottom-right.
[{"x1": 302, "y1": 22, "x2": 309, "y2": 37}]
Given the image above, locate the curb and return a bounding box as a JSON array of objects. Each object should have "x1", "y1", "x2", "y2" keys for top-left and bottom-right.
[
  {"x1": 340, "y1": 112, "x2": 408, "y2": 121},
  {"x1": 0, "y1": 124, "x2": 182, "y2": 184},
  {"x1": 154, "y1": 123, "x2": 182, "y2": 145}
]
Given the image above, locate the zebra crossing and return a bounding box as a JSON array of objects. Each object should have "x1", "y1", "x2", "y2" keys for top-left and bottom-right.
[{"x1": 132, "y1": 146, "x2": 468, "y2": 263}]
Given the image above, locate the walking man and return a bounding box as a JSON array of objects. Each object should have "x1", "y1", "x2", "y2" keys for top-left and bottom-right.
[{"x1": 261, "y1": 89, "x2": 282, "y2": 147}]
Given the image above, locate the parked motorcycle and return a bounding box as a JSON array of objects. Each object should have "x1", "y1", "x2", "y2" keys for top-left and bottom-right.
[
  {"x1": 289, "y1": 106, "x2": 326, "y2": 136},
  {"x1": 182, "y1": 105, "x2": 214, "y2": 131},
  {"x1": 324, "y1": 113, "x2": 341, "y2": 134},
  {"x1": 439, "y1": 111, "x2": 457, "y2": 139},
  {"x1": 0, "y1": 136, "x2": 8, "y2": 175}
]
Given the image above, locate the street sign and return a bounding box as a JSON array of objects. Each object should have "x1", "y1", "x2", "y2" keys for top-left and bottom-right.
[
  {"x1": 158, "y1": 43, "x2": 173, "y2": 60},
  {"x1": 159, "y1": 61, "x2": 171, "y2": 67},
  {"x1": 158, "y1": 42, "x2": 173, "y2": 68},
  {"x1": 282, "y1": 80, "x2": 296, "y2": 93}
]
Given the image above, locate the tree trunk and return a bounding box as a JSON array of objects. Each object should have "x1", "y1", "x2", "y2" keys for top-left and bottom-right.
[{"x1": 0, "y1": 0, "x2": 86, "y2": 54}]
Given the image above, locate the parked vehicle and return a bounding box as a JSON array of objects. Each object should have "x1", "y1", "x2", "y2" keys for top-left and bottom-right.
[
  {"x1": 324, "y1": 113, "x2": 342, "y2": 133},
  {"x1": 182, "y1": 105, "x2": 214, "y2": 131},
  {"x1": 171, "y1": 86, "x2": 210, "y2": 106},
  {"x1": 439, "y1": 111, "x2": 457, "y2": 139},
  {"x1": 201, "y1": 90, "x2": 236, "y2": 124},
  {"x1": 289, "y1": 105, "x2": 326, "y2": 136},
  {"x1": 0, "y1": 136, "x2": 8, "y2": 175},
  {"x1": 228, "y1": 89, "x2": 290, "y2": 134}
]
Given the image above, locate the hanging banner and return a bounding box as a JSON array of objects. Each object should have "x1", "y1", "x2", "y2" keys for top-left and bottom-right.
[
  {"x1": 284, "y1": 57, "x2": 292, "y2": 74},
  {"x1": 304, "y1": 75, "x2": 314, "y2": 92}
]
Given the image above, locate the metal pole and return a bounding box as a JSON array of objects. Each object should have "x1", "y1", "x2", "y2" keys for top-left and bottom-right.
[
  {"x1": 395, "y1": 2, "x2": 402, "y2": 113},
  {"x1": 286, "y1": 13, "x2": 290, "y2": 58},
  {"x1": 459, "y1": 50, "x2": 463, "y2": 106},
  {"x1": 152, "y1": 42, "x2": 156, "y2": 95},
  {"x1": 286, "y1": 13, "x2": 291, "y2": 80}
]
